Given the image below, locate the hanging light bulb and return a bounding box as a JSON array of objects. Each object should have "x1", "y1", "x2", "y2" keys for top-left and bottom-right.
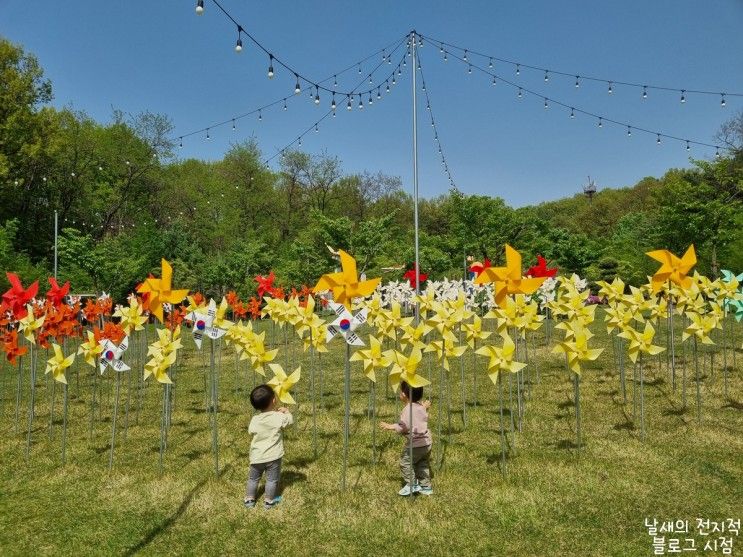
[
  {"x1": 235, "y1": 27, "x2": 243, "y2": 52},
  {"x1": 206, "y1": 128, "x2": 210, "y2": 140},
  {"x1": 516, "y1": 64, "x2": 520, "y2": 76},
  {"x1": 358, "y1": 64, "x2": 361, "y2": 74},
  {"x1": 331, "y1": 93, "x2": 336, "y2": 110},
  {"x1": 627, "y1": 126, "x2": 632, "y2": 136},
  {"x1": 369, "y1": 75, "x2": 374, "y2": 84},
  {"x1": 314, "y1": 87, "x2": 320, "y2": 105},
  {"x1": 570, "y1": 107, "x2": 575, "y2": 118},
  {"x1": 179, "y1": 137, "x2": 183, "y2": 148},
  {"x1": 298, "y1": 137, "x2": 302, "y2": 146},
  {"x1": 468, "y1": 64, "x2": 472, "y2": 74},
  {"x1": 397, "y1": 66, "x2": 402, "y2": 76},
  {"x1": 544, "y1": 70, "x2": 549, "y2": 82},
  {"x1": 358, "y1": 97, "x2": 364, "y2": 109},
  {"x1": 258, "y1": 110, "x2": 262, "y2": 121},
  {"x1": 426, "y1": 103, "x2": 431, "y2": 111},
  {"x1": 598, "y1": 117, "x2": 603, "y2": 128},
  {"x1": 347, "y1": 96, "x2": 352, "y2": 110},
  {"x1": 721, "y1": 93, "x2": 726, "y2": 107},
  {"x1": 392, "y1": 75, "x2": 396, "y2": 85},
  {"x1": 439, "y1": 45, "x2": 444, "y2": 54},
  {"x1": 463, "y1": 50, "x2": 468, "y2": 62},
  {"x1": 518, "y1": 88, "x2": 522, "y2": 98},
  {"x1": 377, "y1": 88, "x2": 381, "y2": 99},
  {"x1": 403, "y1": 58, "x2": 407, "y2": 67},
  {"x1": 386, "y1": 81, "x2": 390, "y2": 92},
  {"x1": 608, "y1": 82, "x2": 613, "y2": 94},
  {"x1": 488, "y1": 57, "x2": 493, "y2": 69},
  {"x1": 715, "y1": 147, "x2": 720, "y2": 159},
  {"x1": 492, "y1": 76, "x2": 496, "y2": 86},
  {"x1": 575, "y1": 76, "x2": 580, "y2": 88},
  {"x1": 368, "y1": 93, "x2": 373, "y2": 105},
  {"x1": 443, "y1": 51, "x2": 448, "y2": 62},
  {"x1": 642, "y1": 86, "x2": 648, "y2": 99},
  {"x1": 195, "y1": 0, "x2": 204, "y2": 15},
  {"x1": 268, "y1": 55, "x2": 274, "y2": 78},
  {"x1": 231, "y1": 119, "x2": 236, "y2": 131},
  {"x1": 315, "y1": 123, "x2": 319, "y2": 133},
  {"x1": 333, "y1": 75, "x2": 338, "y2": 88},
  {"x1": 656, "y1": 134, "x2": 661, "y2": 145},
  {"x1": 686, "y1": 140, "x2": 690, "y2": 151},
  {"x1": 283, "y1": 98, "x2": 287, "y2": 110},
  {"x1": 544, "y1": 98, "x2": 548, "y2": 109},
  {"x1": 294, "y1": 74, "x2": 301, "y2": 95},
  {"x1": 680, "y1": 90, "x2": 686, "y2": 103}
]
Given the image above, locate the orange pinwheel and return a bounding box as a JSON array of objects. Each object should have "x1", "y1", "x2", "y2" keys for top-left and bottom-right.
[
  {"x1": 474, "y1": 245, "x2": 546, "y2": 306},
  {"x1": 646, "y1": 245, "x2": 696, "y2": 293},
  {"x1": 313, "y1": 250, "x2": 380, "y2": 309},
  {"x1": 2, "y1": 330, "x2": 28, "y2": 364},
  {"x1": 136, "y1": 259, "x2": 189, "y2": 323}
]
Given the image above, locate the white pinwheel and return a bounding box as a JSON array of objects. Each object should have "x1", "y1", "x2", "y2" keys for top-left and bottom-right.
[
  {"x1": 326, "y1": 302, "x2": 368, "y2": 346},
  {"x1": 98, "y1": 337, "x2": 130, "y2": 374}
]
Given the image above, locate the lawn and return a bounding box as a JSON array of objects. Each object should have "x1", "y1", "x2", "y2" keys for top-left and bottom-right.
[{"x1": 0, "y1": 313, "x2": 741, "y2": 556}]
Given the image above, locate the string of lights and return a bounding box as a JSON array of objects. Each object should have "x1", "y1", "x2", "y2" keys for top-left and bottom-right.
[
  {"x1": 195, "y1": 0, "x2": 412, "y2": 100},
  {"x1": 261, "y1": 40, "x2": 413, "y2": 166},
  {"x1": 176, "y1": 33, "x2": 410, "y2": 144},
  {"x1": 418, "y1": 32, "x2": 742, "y2": 105},
  {"x1": 422, "y1": 34, "x2": 725, "y2": 156},
  {"x1": 416, "y1": 51, "x2": 457, "y2": 190}
]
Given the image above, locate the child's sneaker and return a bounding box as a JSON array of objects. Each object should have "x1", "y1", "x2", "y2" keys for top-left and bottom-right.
[
  {"x1": 412, "y1": 481, "x2": 422, "y2": 494},
  {"x1": 398, "y1": 484, "x2": 414, "y2": 496},
  {"x1": 418, "y1": 486, "x2": 433, "y2": 496},
  {"x1": 264, "y1": 495, "x2": 283, "y2": 509},
  {"x1": 243, "y1": 499, "x2": 256, "y2": 509}
]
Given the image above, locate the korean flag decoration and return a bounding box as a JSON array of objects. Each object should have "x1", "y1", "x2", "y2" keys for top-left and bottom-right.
[
  {"x1": 326, "y1": 302, "x2": 367, "y2": 346},
  {"x1": 99, "y1": 337, "x2": 131, "y2": 374}
]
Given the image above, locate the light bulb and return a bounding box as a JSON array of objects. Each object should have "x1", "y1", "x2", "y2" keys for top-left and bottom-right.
[
  {"x1": 544, "y1": 98, "x2": 548, "y2": 109},
  {"x1": 608, "y1": 82, "x2": 613, "y2": 94},
  {"x1": 570, "y1": 108, "x2": 575, "y2": 118},
  {"x1": 544, "y1": 70, "x2": 549, "y2": 82},
  {"x1": 333, "y1": 75, "x2": 337, "y2": 88},
  {"x1": 715, "y1": 147, "x2": 720, "y2": 159},
  {"x1": 518, "y1": 88, "x2": 522, "y2": 98},
  {"x1": 680, "y1": 90, "x2": 686, "y2": 103},
  {"x1": 235, "y1": 37, "x2": 242, "y2": 52},
  {"x1": 492, "y1": 76, "x2": 496, "y2": 86},
  {"x1": 642, "y1": 86, "x2": 648, "y2": 99},
  {"x1": 377, "y1": 88, "x2": 381, "y2": 99},
  {"x1": 314, "y1": 90, "x2": 320, "y2": 105},
  {"x1": 358, "y1": 98, "x2": 364, "y2": 109},
  {"x1": 195, "y1": 0, "x2": 204, "y2": 15},
  {"x1": 657, "y1": 134, "x2": 661, "y2": 145},
  {"x1": 463, "y1": 50, "x2": 468, "y2": 62},
  {"x1": 331, "y1": 94, "x2": 336, "y2": 110},
  {"x1": 258, "y1": 110, "x2": 262, "y2": 121},
  {"x1": 315, "y1": 123, "x2": 319, "y2": 133},
  {"x1": 294, "y1": 74, "x2": 301, "y2": 94},
  {"x1": 179, "y1": 137, "x2": 183, "y2": 148},
  {"x1": 443, "y1": 51, "x2": 448, "y2": 62},
  {"x1": 368, "y1": 93, "x2": 373, "y2": 105},
  {"x1": 386, "y1": 82, "x2": 390, "y2": 92},
  {"x1": 686, "y1": 140, "x2": 690, "y2": 151},
  {"x1": 206, "y1": 128, "x2": 210, "y2": 139},
  {"x1": 347, "y1": 96, "x2": 352, "y2": 110},
  {"x1": 283, "y1": 99, "x2": 287, "y2": 110},
  {"x1": 268, "y1": 55, "x2": 274, "y2": 78},
  {"x1": 468, "y1": 65, "x2": 472, "y2": 74},
  {"x1": 575, "y1": 76, "x2": 580, "y2": 88},
  {"x1": 598, "y1": 117, "x2": 602, "y2": 128},
  {"x1": 358, "y1": 64, "x2": 361, "y2": 74},
  {"x1": 516, "y1": 64, "x2": 520, "y2": 75},
  {"x1": 488, "y1": 57, "x2": 493, "y2": 69},
  {"x1": 627, "y1": 126, "x2": 631, "y2": 136},
  {"x1": 232, "y1": 119, "x2": 236, "y2": 130},
  {"x1": 721, "y1": 93, "x2": 726, "y2": 107},
  {"x1": 392, "y1": 75, "x2": 396, "y2": 85},
  {"x1": 298, "y1": 137, "x2": 302, "y2": 146}
]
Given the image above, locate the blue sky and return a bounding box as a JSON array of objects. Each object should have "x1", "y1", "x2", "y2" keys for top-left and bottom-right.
[{"x1": 3, "y1": 0, "x2": 742, "y2": 206}]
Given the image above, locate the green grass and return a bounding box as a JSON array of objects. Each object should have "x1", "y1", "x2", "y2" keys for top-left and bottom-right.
[{"x1": 0, "y1": 314, "x2": 741, "y2": 556}]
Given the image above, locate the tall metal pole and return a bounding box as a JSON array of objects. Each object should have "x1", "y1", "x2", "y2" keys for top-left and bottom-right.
[
  {"x1": 412, "y1": 32, "x2": 420, "y2": 324},
  {"x1": 54, "y1": 210, "x2": 58, "y2": 279}
]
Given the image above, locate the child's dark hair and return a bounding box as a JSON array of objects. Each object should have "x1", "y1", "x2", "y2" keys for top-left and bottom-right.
[
  {"x1": 400, "y1": 381, "x2": 423, "y2": 403},
  {"x1": 250, "y1": 384, "x2": 275, "y2": 411}
]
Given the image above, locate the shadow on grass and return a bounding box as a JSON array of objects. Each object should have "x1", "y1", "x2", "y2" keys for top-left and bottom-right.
[
  {"x1": 555, "y1": 439, "x2": 579, "y2": 450},
  {"x1": 123, "y1": 463, "x2": 233, "y2": 556}
]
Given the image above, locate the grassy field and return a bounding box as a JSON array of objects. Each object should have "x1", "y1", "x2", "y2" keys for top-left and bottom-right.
[{"x1": 0, "y1": 313, "x2": 741, "y2": 556}]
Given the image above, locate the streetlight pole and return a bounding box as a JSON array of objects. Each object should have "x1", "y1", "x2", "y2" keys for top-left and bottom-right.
[{"x1": 412, "y1": 31, "x2": 420, "y2": 324}]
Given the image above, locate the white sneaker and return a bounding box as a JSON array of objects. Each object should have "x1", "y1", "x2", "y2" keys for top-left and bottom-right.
[
  {"x1": 398, "y1": 484, "x2": 414, "y2": 496},
  {"x1": 412, "y1": 482, "x2": 422, "y2": 494}
]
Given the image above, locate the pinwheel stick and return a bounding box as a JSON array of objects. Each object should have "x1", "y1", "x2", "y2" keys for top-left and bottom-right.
[
  {"x1": 693, "y1": 337, "x2": 702, "y2": 423},
  {"x1": 341, "y1": 342, "x2": 351, "y2": 490},
  {"x1": 639, "y1": 353, "x2": 645, "y2": 441},
  {"x1": 109, "y1": 371, "x2": 121, "y2": 471},
  {"x1": 574, "y1": 373, "x2": 581, "y2": 451},
  {"x1": 14, "y1": 355, "x2": 23, "y2": 434},
  {"x1": 49, "y1": 380, "x2": 57, "y2": 440},
  {"x1": 459, "y1": 328, "x2": 467, "y2": 428},
  {"x1": 369, "y1": 380, "x2": 377, "y2": 464},
  {"x1": 159, "y1": 379, "x2": 168, "y2": 474},
  {"x1": 618, "y1": 338, "x2": 627, "y2": 403},
  {"x1": 210, "y1": 337, "x2": 220, "y2": 476},
  {"x1": 471, "y1": 340, "x2": 478, "y2": 406},
  {"x1": 498, "y1": 373, "x2": 507, "y2": 476},
  {"x1": 668, "y1": 295, "x2": 677, "y2": 391},
  {"x1": 309, "y1": 331, "x2": 317, "y2": 460},
  {"x1": 25, "y1": 345, "x2": 36, "y2": 461},
  {"x1": 61, "y1": 382, "x2": 69, "y2": 465},
  {"x1": 436, "y1": 364, "x2": 444, "y2": 470}
]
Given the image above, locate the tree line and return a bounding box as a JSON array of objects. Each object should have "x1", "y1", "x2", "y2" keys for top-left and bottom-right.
[{"x1": 2, "y1": 37, "x2": 742, "y2": 302}]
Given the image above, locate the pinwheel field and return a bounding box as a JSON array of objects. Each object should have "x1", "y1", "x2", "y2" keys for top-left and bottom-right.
[{"x1": 0, "y1": 294, "x2": 741, "y2": 555}]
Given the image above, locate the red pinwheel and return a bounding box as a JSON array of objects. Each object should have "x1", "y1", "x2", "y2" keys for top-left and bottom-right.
[
  {"x1": 46, "y1": 277, "x2": 71, "y2": 308},
  {"x1": 469, "y1": 258, "x2": 491, "y2": 278},
  {"x1": 1, "y1": 272, "x2": 39, "y2": 320},
  {"x1": 255, "y1": 271, "x2": 276, "y2": 299},
  {"x1": 403, "y1": 264, "x2": 428, "y2": 289},
  {"x1": 526, "y1": 255, "x2": 558, "y2": 278}
]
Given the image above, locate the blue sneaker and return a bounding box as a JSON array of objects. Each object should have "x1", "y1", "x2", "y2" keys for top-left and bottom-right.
[
  {"x1": 243, "y1": 499, "x2": 256, "y2": 509},
  {"x1": 418, "y1": 486, "x2": 433, "y2": 496},
  {"x1": 264, "y1": 495, "x2": 283, "y2": 509}
]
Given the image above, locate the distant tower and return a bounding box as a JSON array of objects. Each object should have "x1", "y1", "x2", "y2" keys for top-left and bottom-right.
[{"x1": 583, "y1": 175, "x2": 597, "y2": 203}]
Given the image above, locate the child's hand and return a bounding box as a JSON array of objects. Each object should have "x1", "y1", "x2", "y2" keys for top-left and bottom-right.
[
  {"x1": 379, "y1": 421, "x2": 395, "y2": 431},
  {"x1": 277, "y1": 407, "x2": 289, "y2": 414},
  {"x1": 422, "y1": 400, "x2": 432, "y2": 410}
]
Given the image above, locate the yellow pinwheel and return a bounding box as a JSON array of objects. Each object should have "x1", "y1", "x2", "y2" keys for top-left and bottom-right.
[
  {"x1": 462, "y1": 315, "x2": 492, "y2": 348},
  {"x1": 144, "y1": 349, "x2": 177, "y2": 384},
  {"x1": 350, "y1": 335, "x2": 392, "y2": 382},
  {"x1": 245, "y1": 332, "x2": 279, "y2": 376},
  {"x1": 425, "y1": 301, "x2": 457, "y2": 336},
  {"x1": 385, "y1": 347, "x2": 430, "y2": 392},
  {"x1": 475, "y1": 244, "x2": 546, "y2": 306},
  {"x1": 646, "y1": 245, "x2": 696, "y2": 293},
  {"x1": 377, "y1": 301, "x2": 413, "y2": 340},
  {"x1": 302, "y1": 322, "x2": 329, "y2": 354},
  {"x1": 474, "y1": 334, "x2": 526, "y2": 385},
  {"x1": 552, "y1": 326, "x2": 603, "y2": 374},
  {"x1": 136, "y1": 259, "x2": 189, "y2": 323},
  {"x1": 399, "y1": 322, "x2": 432, "y2": 351},
  {"x1": 213, "y1": 297, "x2": 234, "y2": 330},
  {"x1": 46, "y1": 343, "x2": 75, "y2": 384},
  {"x1": 267, "y1": 363, "x2": 301, "y2": 404},
  {"x1": 414, "y1": 287, "x2": 437, "y2": 318},
  {"x1": 313, "y1": 249, "x2": 380, "y2": 309},
  {"x1": 113, "y1": 297, "x2": 148, "y2": 335},
  {"x1": 596, "y1": 277, "x2": 626, "y2": 305},
  {"x1": 617, "y1": 322, "x2": 665, "y2": 363},
  {"x1": 18, "y1": 304, "x2": 45, "y2": 344},
  {"x1": 682, "y1": 312, "x2": 717, "y2": 345},
  {"x1": 77, "y1": 330, "x2": 104, "y2": 367},
  {"x1": 425, "y1": 332, "x2": 467, "y2": 371}
]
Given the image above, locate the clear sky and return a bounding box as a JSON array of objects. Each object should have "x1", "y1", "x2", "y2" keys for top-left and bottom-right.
[{"x1": 3, "y1": 0, "x2": 742, "y2": 207}]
